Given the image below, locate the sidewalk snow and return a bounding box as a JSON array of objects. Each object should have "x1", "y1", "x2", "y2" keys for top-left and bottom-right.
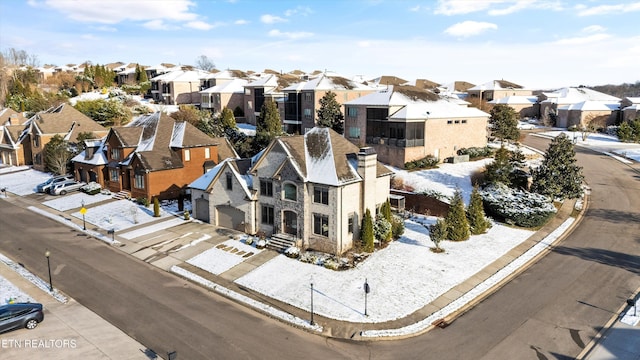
[
  {"x1": 118, "y1": 217, "x2": 189, "y2": 240},
  {"x1": 69, "y1": 200, "x2": 171, "y2": 232},
  {"x1": 187, "y1": 239, "x2": 263, "y2": 275},
  {"x1": 0, "y1": 253, "x2": 67, "y2": 303},
  {"x1": 42, "y1": 192, "x2": 112, "y2": 211},
  {"x1": 0, "y1": 169, "x2": 51, "y2": 195}
]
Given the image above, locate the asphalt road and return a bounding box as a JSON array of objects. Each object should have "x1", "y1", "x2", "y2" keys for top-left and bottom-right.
[{"x1": 0, "y1": 134, "x2": 638, "y2": 359}]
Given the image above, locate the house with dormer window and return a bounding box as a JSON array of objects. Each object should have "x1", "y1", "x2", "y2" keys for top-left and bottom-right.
[
  {"x1": 72, "y1": 111, "x2": 237, "y2": 200},
  {"x1": 189, "y1": 127, "x2": 392, "y2": 255},
  {"x1": 0, "y1": 108, "x2": 28, "y2": 166}
]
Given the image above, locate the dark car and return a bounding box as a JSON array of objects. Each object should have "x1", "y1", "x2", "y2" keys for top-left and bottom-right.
[{"x1": 0, "y1": 303, "x2": 44, "y2": 333}]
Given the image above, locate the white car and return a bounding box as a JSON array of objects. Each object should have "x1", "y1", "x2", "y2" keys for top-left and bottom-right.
[
  {"x1": 517, "y1": 121, "x2": 536, "y2": 130},
  {"x1": 50, "y1": 180, "x2": 85, "y2": 195}
]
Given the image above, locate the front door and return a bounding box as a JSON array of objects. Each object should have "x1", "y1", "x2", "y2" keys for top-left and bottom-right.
[{"x1": 283, "y1": 210, "x2": 297, "y2": 235}]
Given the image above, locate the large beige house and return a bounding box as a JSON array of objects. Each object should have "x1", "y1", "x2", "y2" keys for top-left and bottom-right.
[
  {"x1": 539, "y1": 87, "x2": 621, "y2": 127},
  {"x1": 467, "y1": 80, "x2": 532, "y2": 102},
  {"x1": 149, "y1": 68, "x2": 212, "y2": 105},
  {"x1": 488, "y1": 96, "x2": 539, "y2": 119},
  {"x1": 189, "y1": 127, "x2": 392, "y2": 255},
  {"x1": 620, "y1": 97, "x2": 640, "y2": 123},
  {"x1": 343, "y1": 85, "x2": 490, "y2": 168}
]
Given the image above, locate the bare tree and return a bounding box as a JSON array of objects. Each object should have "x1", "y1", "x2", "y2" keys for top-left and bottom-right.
[{"x1": 195, "y1": 55, "x2": 216, "y2": 71}]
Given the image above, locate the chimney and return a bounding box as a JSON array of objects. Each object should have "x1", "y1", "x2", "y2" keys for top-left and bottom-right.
[{"x1": 357, "y1": 147, "x2": 377, "y2": 214}]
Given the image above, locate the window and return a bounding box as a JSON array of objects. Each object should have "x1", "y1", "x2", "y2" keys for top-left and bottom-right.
[
  {"x1": 248, "y1": 101, "x2": 253, "y2": 110},
  {"x1": 261, "y1": 205, "x2": 274, "y2": 225},
  {"x1": 313, "y1": 186, "x2": 329, "y2": 205},
  {"x1": 313, "y1": 214, "x2": 329, "y2": 237},
  {"x1": 226, "y1": 173, "x2": 232, "y2": 190},
  {"x1": 447, "y1": 120, "x2": 453, "y2": 125},
  {"x1": 184, "y1": 149, "x2": 190, "y2": 161},
  {"x1": 33, "y1": 136, "x2": 40, "y2": 147},
  {"x1": 366, "y1": 108, "x2": 389, "y2": 120},
  {"x1": 454, "y1": 120, "x2": 460, "y2": 124},
  {"x1": 260, "y1": 179, "x2": 273, "y2": 197},
  {"x1": 347, "y1": 107, "x2": 358, "y2": 118},
  {"x1": 111, "y1": 147, "x2": 121, "y2": 160},
  {"x1": 283, "y1": 183, "x2": 297, "y2": 201},
  {"x1": 110, "y1": 168, "x2": 119, "y2": 182},
  {"x1": 245, "y1": 88, "x2": 251, "y2": 95},
  {"x1": 348, "y1": 126, "x2": 360, "y2": 139},
  {"x1": 303, "y1": 108, "x2": 312, "y2": 119},
  {"x1": 462, "y1": 119, "x2": 467, "y2": 124},
  {"x1": 134, "y1": 173, "x2": 145, "y2": 189},
  {"x1": 348, "y1": 214, "x2": 355, "y2": 233},
  {"x1": 204, "y1": 147, "x2": 210, "y2": 159},
  {"x1": 304, "y1": 93, "x2": 312, "y2": 101}
]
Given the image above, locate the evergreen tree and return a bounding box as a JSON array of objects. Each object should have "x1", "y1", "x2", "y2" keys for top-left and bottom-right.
[
  {"x1": 484, "y1": 146, "x2": 512, "y2": 186},
  {"x1": 153, "y1": 197, "x2": 160, "y2": 217},
  {"x1": 429, "y1": 219, "x2": 447, "y2": 252},
  {"x1": 43, "y1": 134, "x2": 72, "y2": 175},
  {"x1": 444, "y1": 189, "x2": 470, "y2": 241},
  {"x1": 380, "y1": 199, "x2": 392, "y2": 222},
  {"x1": 316, "y1": 91, "x2": 344, "y2": 134},
  {"x1": 255, "y1": 100, "x2": 282, "y2": 150},
  {"x1": 361, "y1": 208, "x2": 374, "y2": 252},
  {"x1": 467, "y1": 186, "x2": 491, "y2": 235},
  {"x1": 219, "y1": 107, "x2": 237, "y2": 130},
  {"x1": 489, "y1": 104, "x2": 520, "y2": 142},
  {"x1": 531, "y1": 134, "x2": 584, "y2": 199}
]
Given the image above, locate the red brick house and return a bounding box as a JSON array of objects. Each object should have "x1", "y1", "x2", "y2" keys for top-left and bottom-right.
[{"x1": 72, "y1": 111, "x2": 237, "y2": 200}]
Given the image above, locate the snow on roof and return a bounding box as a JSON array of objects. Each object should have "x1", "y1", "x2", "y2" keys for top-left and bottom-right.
[
  {"x1": 282, "y1": 74, "x2": 374, "y2": 92},
  {"x1": 488, "y1": 96, "x2": 538, "y2": 105},
  {"x1": 71, "y1": 141, "x2": 108, "y2": 165},
  {"x1": 304, "y1": 128, "x2": 340, "y2": 186},
  {"x1": 625, "y1": 97, "x2": 640, "y2": 104},
  {"x1": 170, "y1": 121, "x2": 186, "y2": 148},
  {"x1": 559, "y1": 101, "x2": 619, "y2": 111},
  {"x1": 541, "y1": 87, "x2": 620, "y2": 104},
  {"x1": 246, "y1": 74, "x2": 278, "y2": 87},
  {"x1": 151, "y1": 69, "x2": 211, "y2": 82},
  {"x1": 189, "y1": 160, "x2": 226, "y2": 190},
  {"x1": 622, "y1": 104, "x2": 640, "y2": 110},
  {"x1": 128, "y1": 112, "x2": 160, "y2": 151},
  {"x1": 200, "y1": 78, "x2": 248, "y2": 94},
  {"x1": 468, "y1": 80, "x2": 525, "y2": 91}
]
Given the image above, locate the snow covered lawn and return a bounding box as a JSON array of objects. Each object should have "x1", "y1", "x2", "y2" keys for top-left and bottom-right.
[
  {"x1": 0, "y1": 169, "x2": 52, "y2": 196},
  {"x1": 42, "y1": 192, "x2": 112, "y2": 212},
  {"x1": 0, "y1": 275, "x2": 34, "y2": 304},
  {"x1": 234, "y1": 217, "x2": 533, "y2": 323},
  {"x1": 187, "y1": 238, "x2": 263, "y2": 275},
  {"x1": 537, "y1": 130, "x2": 640, "y2": 162},
  {"x1": 69, "y1": 199, "x2": 172, "y2": 231}
]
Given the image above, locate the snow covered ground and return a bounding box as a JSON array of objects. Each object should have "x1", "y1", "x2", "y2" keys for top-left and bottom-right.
[
  {"x1": 42, "y1": 192, "x2": 112, "y2": 212},
  {"x1": 536, "y1": 130, "x2": 640, "y2": 162},
  {"x1": 68, "y1": 199, "x2": 172, "y2": 232},
  {"x1": 0, "y1": 169, "x2": 52, "y2": 196},
  {"x1": 0, "y1": 275, "x2": 34, "y2": 304},
  {"x1": 187, "y1": 238, "x2": 262, "y2": 275}
]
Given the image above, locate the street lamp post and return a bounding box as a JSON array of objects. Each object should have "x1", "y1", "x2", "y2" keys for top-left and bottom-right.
[
  {"x1": 80, "y1": 200, "x2": 86, "y2": 230},
  {"x1": 364, "y1": 278, "x2": 370, "y2": 316},
  {"x1": 45, "y1": 250, "x2": 53, "y2": 292},
  {"x1": 310, "y1": 275, "x2": 314, "y2": 326}
]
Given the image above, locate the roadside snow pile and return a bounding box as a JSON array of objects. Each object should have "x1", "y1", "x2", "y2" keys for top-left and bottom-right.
[{"x1": 481, "y1": 183, "x2": 557, "y2": 228}]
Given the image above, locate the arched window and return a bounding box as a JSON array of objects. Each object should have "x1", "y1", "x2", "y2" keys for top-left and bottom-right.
[{"x1": 283, "y1": 183, "x2": 297, "y2": 201}]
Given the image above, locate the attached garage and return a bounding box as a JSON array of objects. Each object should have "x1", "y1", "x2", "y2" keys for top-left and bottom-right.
[
  {"x1": 216, "y1": 205, "x2": 245, "y2": 231},
  {"x1": 195, "y1": 198, "x2": 210, "y2": 222}
]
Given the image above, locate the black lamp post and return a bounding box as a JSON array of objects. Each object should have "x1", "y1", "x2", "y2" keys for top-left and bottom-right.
[
  {"x1": 628, "y1": 298, "x2": 637, "y2": 317},
  {"x1": 45, "y1": 250, "x2": 53, "y2": 292},
  {"x1": 310, "y1": 275, "x2": 315, "y2": 326},
  {"x1": 364, "y1": 278, "x2": 370, "y2": 316}
]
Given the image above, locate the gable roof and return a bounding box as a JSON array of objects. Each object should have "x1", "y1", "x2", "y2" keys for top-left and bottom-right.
[
  {"x1": 282, "y1": 74, "x2": 374, "y2": 92},
  {"x1": 541, "y1": 87, "x2": 621, "y2": 104},
  {"x1": 469, "y1": 80, "x2": 525, "y2": 91},
  {"x1": 23, "y1": 104, "x2": 107, "y2": 142},
  {"x1": 189, "y1": 158, "x2": 253, "y2": 198},
  {"x1": 200, "y1": 78, "x2": 248, "y2": 94},
  {"x1": 0, "y1": 108, "x2": 27, "y2": 126},
  {"x1": 488, "y1": 96, "x2": 538, "y2": 105}
]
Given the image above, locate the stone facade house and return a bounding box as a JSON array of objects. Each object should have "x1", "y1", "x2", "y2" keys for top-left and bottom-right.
[
  {"x1": 72, "y1": 112, "x2": 237, "y2": 200},
  {"x1": 189, "y1": 127, "x2": 392, "y2": 255},
  {"x1": 19, "y1": 104, "x2": 108, "y2": 172},
  {"x1": 0, "y1": 108, "x2": 28, "y2": 166},
  {"x1": 343, "y1": 85, "x2": 490, "y2": 168},
  {"x1": 280, "y1": 74, "x2": 376, "y2": 134}
]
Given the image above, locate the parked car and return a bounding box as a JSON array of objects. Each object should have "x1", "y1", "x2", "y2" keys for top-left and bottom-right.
[
  {"x1": 0, "y1": 303, "x2": 44, "y2": 333},
  {"x1": 517, "y1": 121, "x2": 536, "y2": 130},
  {"x1": 36, "y1": 174, "x2": 74, "y2": 193},
  {"x1": 50, "y1": 180, "x2": 84, "y2": 195}
]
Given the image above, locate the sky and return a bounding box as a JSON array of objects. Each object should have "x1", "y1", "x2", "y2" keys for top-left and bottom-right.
[{"x1": 1, "y1": 0, "x2": 639, "y2": 89}]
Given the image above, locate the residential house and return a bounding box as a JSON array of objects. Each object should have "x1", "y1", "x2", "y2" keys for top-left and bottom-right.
[
  {"x1": 280, "y1": 74, "x2": 377, "y2": 134},
  {"x1": 149, "y1": 68, "x2": 211, "y2": 105},
  {"x1": 189, "y1": 127, "x2": 393, "y2": 255},
  {"x1": 73, "y1": 111, "x2": 237, "y2": 200},
  {"x1": 467, "y1": 80, "x2": 532, "y2": 111},
  {"x1": 200, "y1": 78, "x2": 248, "y2": 115},
  {"x1": 243, "y1": 74, "x2": 285, "y2": 126},
  {"x1": 343, "y1": 85, "x2": 490, "y2": 168},
  {"x1": 115, "y1": 63, "x2": 139, "y2": 85},
  {"x1": 0, "y1": 108, "x2": 28, "y2": 166},
  {"x1": 488, "y1": 96, "x2": 539, "y2": 119},
  {"x1": 19, "y1": 104, "x2": 108, "y2": 172},
  {"x1": 620, "y1": 97, "x2": 640, "y2": 122},
  {"x1": 539, "y1": 87, "x2": 621, "y2": 127}
]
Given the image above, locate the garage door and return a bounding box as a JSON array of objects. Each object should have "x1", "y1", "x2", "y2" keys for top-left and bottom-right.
[
  {"x1": 195, "y1": 198, "x2": 210, "y2": 222},
  {"x1": 217, "y1": 205, "x2": 245, "y2": 230}
]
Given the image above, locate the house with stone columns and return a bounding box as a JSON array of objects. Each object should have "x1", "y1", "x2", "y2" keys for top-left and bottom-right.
[{"x1": 189, "y1": 127, "x2": 392, "y2": 255}]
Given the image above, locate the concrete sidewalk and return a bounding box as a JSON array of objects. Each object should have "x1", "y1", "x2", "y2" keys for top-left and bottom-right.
[{"x1": 0, "y1": 261, "x2": 152, "y2": 360}]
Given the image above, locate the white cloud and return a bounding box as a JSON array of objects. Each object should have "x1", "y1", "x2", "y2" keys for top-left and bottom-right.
[
  {"x1": 142, "y1": 20, "x2": 179, "y2": 31},
  {"x1": 185, "y1": 21, "x2": 224, "y2": 30},
  {"x1": 91, "y1": 25, "x2": 117, "y2": 32},
  {"x1": 39, "y1": 0, "x2": 199, "y2": 24},
  {"x1": 268, "y1": 29, "x2": 313, "y2": 39},
  {"x1": 260, "y1": 14, "x2": 287, "y2": 24},
  {"x1": 576, "y1": 2, "x2": 640, "y2": 16},
  {"x1": 435, "y1": 0, "x2": 563, "y2": 16},
  {"x1": 284, "y1": 6, "x2": 313, "y2": 17},
  {"x1": 235, "y1": 19, "x2": 248, "y2": 25},
  {"x1": 553, "y1": 33, "x2": 611, "y2": 45},
  {"x1": 444, "y1": 21, "x2": 498, "y2": 37},
  {"x1": 582, "y1": 25, "x2": 606, "y2": 33}
]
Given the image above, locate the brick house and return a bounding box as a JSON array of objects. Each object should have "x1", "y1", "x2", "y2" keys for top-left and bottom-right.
[
  {"x1": 343, "y1": 85, "x2": 490, "y2": 168},
  {"x1": 620, "y1": 97, "x2": 640, "y2": 123},
  {"x1": 539, "y1": 87, "x2": 621, "y2": 127},
  {"x1": 149, "y1": 68, "x2": 212, "y2": 105},
  {"x1": 488, "y1": 95, "x2": 539, "y2": 119},
  {"x1": 467, "y1": 80, "x2": 532, "y2": 102},
  {"x1": 189, "y1": 127, "x2": 392, "y2": 255},
  {"x1": 0, "y1": 108, "x2": 29, "y2": 166},
  {"x1": 200, "y1": 78, "x2": 248, "y2": 115},
  {"x1": 243, "y1": 74, "x2": 284, "y2": 126},
  {"x1": 19, "y1": 104, "x2": 108, "y2": 172},
  {"x1": 72, "y1": 111, "x2": 237, "y2": 200},
  {"x1": 280, "y1": 74, "x2": 377, "y2": 134}
]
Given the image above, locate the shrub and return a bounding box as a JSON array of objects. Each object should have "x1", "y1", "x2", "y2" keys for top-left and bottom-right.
[
  {"x1": 444, "y1": 189, "x2": 470, "y2": 241},
  {"x1": 481, "y1": 183, "x2": 557, "y2": 228},
  {"x1": 457, "y1": 146, "x2": 494, "y2": 160},
  {"x1": 256, "y1": 239, "x2": 267, "y2": 249},
  {"x1": 374, "y1": 217, "x2": 392, "y2": 243},
  {"x1": 245, "y1": 237, "x2": 254, "y2": 246},
  {"x1": 153, "y1": 197, "x2": 160, "y2": 217},
  {"x1": 429, "y1": 219, "x2": 447, "y2": 251},
  {"x1": 323, "y1": 258, "x2": 340, "y2": 270},
  {"x1": 404, "y1": 155, "x2": 438, "y2": 170},
  {"x1": 284, "y1": 246, "x2": 300, "y2": 259},
  {"x1": 136, "y1": 197, "x2": 150, "y2": 207},
  {"x1": 300, "y1": 252, "x2": 318, "y2": 264},
  {"x1": 390, "y1": 215, "x2": 405, "y2": 240}
]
